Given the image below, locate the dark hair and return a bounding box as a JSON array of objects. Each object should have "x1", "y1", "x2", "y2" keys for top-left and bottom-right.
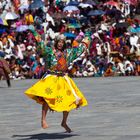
[{"x1": 54, "y1": 39, "x2": 66, "y2": 51}]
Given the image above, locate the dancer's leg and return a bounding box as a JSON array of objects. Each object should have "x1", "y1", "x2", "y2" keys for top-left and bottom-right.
[
  {"x1": 41, "y1": 102, "x2": 49, "y2": 129},
  {"x1": 61, "y1": 111, "x2": 72, "y2": 133},
  {"x1": 6, "y1": 79, "x2": 11, "y2": 87},
  {"x1": 4, "y1": 71, "x2": 11, "y2": 87}
]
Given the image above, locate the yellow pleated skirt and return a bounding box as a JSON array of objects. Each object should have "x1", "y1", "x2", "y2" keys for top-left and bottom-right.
[{"x1": 25, "y1": 75, "x2": 88, "y2": 112}]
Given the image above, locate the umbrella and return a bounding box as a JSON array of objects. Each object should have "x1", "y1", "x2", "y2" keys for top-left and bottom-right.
[
  {"x1": 0, "y1": 28, "x2": 6, "y2": 34},
  {"x1": 136, "y1": 27, "x2": 140, "y2": 32},
  {"x1": 0, "y1": 51, "x2": 5, "y2": 57},
  {"x1": 106, "y1": 9, "x2": 123, "y2": 19},
  {"x1": 63, "y1": 5, "x2": 79, "y2": 12},
  {"x1": 28, "y1": 25, "x2": 35, "y2": 31},
  {"x1": 51, "y1": 12, "x2": 65, "y2": 19},
  {"x1": 88, "y1": 10, "x2": 105, "y2": 16},
  {"x1": 68, "y1": 0, "x2": 79, "y2": 6},
  {"x1": 0, "y1": 11, "x2": 7, "y2": 19},
  {"x1": 64, "y1": 32, "x2": 76, "y2": 38},
  {"x1": 16, "y1": 25, "x2": 29, "y2": 32},
  {"x1": 78, "y1": 3, "x2": 93, "y2": 8},
  {"x1": 4, "y1": 12, "x2": 19, "y2": 20},
  {"x1": 127, "y1": 26, "x2": 140, "y2": 33},
  {"x1": 0, "y1": 18, "x2": 8, "y2": 26},
  {"x1": 104, "y1": 1, "x2": 119, "y2": 9},
  {"x1": 67, "y1": 23, "x2": 81, "y2": 28},
  {"x1": 84, "y1": 0, "x2": 96, "y2": 5},
  {"x1": 0, "y1": 18, "x2": 3, "y2": 25},
  {"x1": 115, "y1": 22, "x2": 129, "y2": 28},
  {"x1": 79, "y1": 16, "x2": 88, "y2": 24},
  {"x1": 29, "y1": 0, "x2": 44, "y2": 9},
  {"x1": 18, "y1": 5, "x2": 29, "y2": 11}
]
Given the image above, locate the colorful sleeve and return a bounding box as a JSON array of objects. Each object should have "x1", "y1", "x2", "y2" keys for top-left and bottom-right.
[
  {"x1": 67, "y1": 45, "x2": 85, "y2": 70},
  {"x1": 29, "y1": 29, "x2": 54, "y2": 68},
  {"x1": 67, "y1": 36, "x2": 91, "y2": 70},
  {"x1": 29, "y1": 29, "x2": 51, "y2": 55}
]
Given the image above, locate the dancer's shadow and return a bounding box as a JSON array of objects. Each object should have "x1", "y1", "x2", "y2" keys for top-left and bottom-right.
[
  {"x1": 0, "y1": 86, "x2": 8, "y2": 88},
  {"x1": 12, "y1": 132, "x2": 79, "y2": 140}
]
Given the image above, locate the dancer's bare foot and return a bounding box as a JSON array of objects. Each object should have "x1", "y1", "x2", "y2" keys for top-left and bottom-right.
[
  {"x1": 75, "y1": 97, "x2": 82, "y2": 105},
  {"x1": 61, "y1": 122, "x2": 72, "y2": 133},
  {"x1": 41, "y1": 120, "x2": 48, "y2": 129}
]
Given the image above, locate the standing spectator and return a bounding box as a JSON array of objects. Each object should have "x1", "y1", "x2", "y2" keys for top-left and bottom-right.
[{"x1": 135, "y1": 56, "x2": 140, "y2": 75}]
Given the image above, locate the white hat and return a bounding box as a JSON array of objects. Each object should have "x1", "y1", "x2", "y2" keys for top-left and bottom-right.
[
  {"x1": 93, "y1": 33, "x2": 99, "y2": 38},
  {"x1": 98, "y1": 30, "x2": 103, "y2": 33},
  {"x1": 61, "y1": 20, "x2": 66, "y2": 23},
  {"x1": 87, "y1": 61, "x2": 92, "y2": 66},
  {"x1": 96, "y1": 43, "x2": 100, "y2": 47},
  {"x1": 27, "y1": 45, "x2": 32, "y2": 50},
  {"x1": 124, "y1": 32, "x2": 130, "y2": 36},
  {"x1": 66, "y1": 40, "x2": 71, "y2": 43},
  {"x1": 56, "y1": 34, "x2": 66, "y2": 41}
]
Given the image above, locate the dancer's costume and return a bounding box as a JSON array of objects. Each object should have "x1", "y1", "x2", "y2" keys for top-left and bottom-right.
[
  {"x1": 25, "y1": 31, "x2": 91, "y2": 112},
  {"x1": 0, "y1": 57, "x2": 11, "y2": 87}
]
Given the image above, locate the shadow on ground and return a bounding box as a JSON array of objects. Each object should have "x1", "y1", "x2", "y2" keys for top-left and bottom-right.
[
  {"x1": 12, "y1": 132, "x2": 79, "y2": 140},
  {"x1": 0, "y1": 86, "x2": 9, "y2": 88}
]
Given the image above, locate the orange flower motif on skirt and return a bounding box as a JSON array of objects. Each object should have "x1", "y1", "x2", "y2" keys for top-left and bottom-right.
[
  {"x1": 45, "y1": 88, "x2": 52, "y2": 95},
  {"x1": 56, "y1": 96, "x2": 63, "y2": 103}
]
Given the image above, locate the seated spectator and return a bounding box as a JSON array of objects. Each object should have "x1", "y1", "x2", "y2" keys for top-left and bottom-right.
[
  {"x1": 123, "y1": 57, "x2": 134, "y2": 75},
  {"x1": 104, "y1": 62, "x2": 115, "y2": 77},
  {"x1": 73, "y1": 67, "x2": 83, "y2": 77},
  {"x1": 34, "y1": 63, "x2": 45, "y2": 79},
  {"x1": 84, "y1": 61, "x2": 97, "y2": 77},
  {"x1": 122, "y1": 45, "x2": 130, "y2": 55},
  {"x1": 96, "y1": 62, "x2": 105, "y2": 77},
  {"x1": 69, "y1": 64, "x2": 83, "y2": 77},
  {"x1": 125, "y1": 63, "x2": 133, "y2": 76},
  {"x1": 135, "y1": 56, "x2": 140, "y2": 76},
  {"x1": 114, "y1": 61, "x2": 125, "y2": 76}
]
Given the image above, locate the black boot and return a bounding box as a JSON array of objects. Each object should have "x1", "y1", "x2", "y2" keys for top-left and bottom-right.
[{"x1": 6, "y1": 79, "x2": 11, "y2": 87}]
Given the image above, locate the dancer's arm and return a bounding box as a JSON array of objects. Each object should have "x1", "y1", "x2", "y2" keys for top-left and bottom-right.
[{"x1": 67, "y1": 37, "x2": 91, "y2": 70}]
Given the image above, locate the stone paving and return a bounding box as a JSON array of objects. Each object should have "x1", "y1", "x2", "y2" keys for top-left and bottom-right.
[{"x1": 0, "y1": 76, "x2": 140, "y2": 140}]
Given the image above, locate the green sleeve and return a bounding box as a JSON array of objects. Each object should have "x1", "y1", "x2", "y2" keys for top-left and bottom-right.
[
  {"x1": 30, "y1": 30, "x2": 51, "y2": 56},
  {"x1": 67, "y1": 44, "x2": 85, "y2": 66}
]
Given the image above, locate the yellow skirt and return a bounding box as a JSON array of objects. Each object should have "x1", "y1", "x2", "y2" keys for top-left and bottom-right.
[{"x1": 25, "y1": 75, "x2": 88, "y2": 112}]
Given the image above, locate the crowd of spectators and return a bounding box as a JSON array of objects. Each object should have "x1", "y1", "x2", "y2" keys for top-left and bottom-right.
[{"x1": 0, "y1": 0, "x2": 140, "y2": 80}]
